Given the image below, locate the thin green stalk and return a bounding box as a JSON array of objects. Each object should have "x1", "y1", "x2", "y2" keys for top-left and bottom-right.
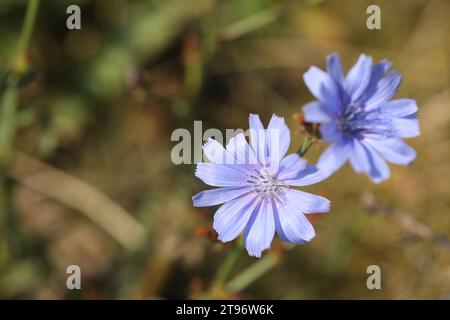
[
  {"x1": 0, "y1": 84, "x2": 19, "y2": 166},
  {"x1": 219, "y1": 5, "x2": 282, "y2": 41},
  {"x1": 297, "y1": 136, "x2": 316, "y2": 157},
  {"x1": 214, "y1": 243, "x2": 242, "y2": 285},
  {"x1": 226, "y1": 254, "x2": 278, "y2": 293},
  {"x1": 0, "y1": 0, "x2": 40, "y2": 266},
  {"x1": 15, "y1": 0, "x2": 40, "y2": 61},
  {"x1": 219, "y1": 0, "x2": 326, "y2": 41},
  {"x1": 0, "y1": 0, "x2": 40, "y2": 166}
]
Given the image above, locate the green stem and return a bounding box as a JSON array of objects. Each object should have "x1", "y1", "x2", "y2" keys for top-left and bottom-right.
[
  {"x1": 226, "y1": 254, "x2": 278, "y2": 293},
  {"x1": 0, "y1": 85, "x2": 19, "y2": 166},
  {"x1": 214, "y1": 243, "x2": 242, "y2": 285},
  {"x1": 219, "y1": 0, "x2": 326, "y2": 41},
  {"x1": 219, "y1": 5, "x2": 282, "y2": 41},
  {"x1": 15, "y1": 0, "x2": 40, "y2": 60},
  {"x1": 297, "y1": 136, "x2": 316, "y2": 157},
  {"x1": 0, "y1": 0, "x2": 40, "y2": 166}
]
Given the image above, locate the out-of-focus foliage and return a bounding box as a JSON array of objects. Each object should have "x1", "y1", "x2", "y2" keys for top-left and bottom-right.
[{"x1": 0, "y1": 0, "x2": 449, "y2": 299}]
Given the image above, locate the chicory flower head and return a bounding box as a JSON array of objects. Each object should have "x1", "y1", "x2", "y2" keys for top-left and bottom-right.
[
  {"x1": 303, "y1": 53, "x2": 420, "y2": 183},
  {"x1": 193, "y1": 114, "x2": 330, "y2": 257}
]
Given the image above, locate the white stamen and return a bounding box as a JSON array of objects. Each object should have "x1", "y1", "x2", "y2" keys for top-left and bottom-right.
[{"x1": 248, "y1": 167, "x2": 286, "y2": 199}]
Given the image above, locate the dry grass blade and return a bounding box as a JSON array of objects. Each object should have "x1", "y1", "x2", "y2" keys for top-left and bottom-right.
[
  {"x1": 362, "y1": 192, "x2": 450, "y2": 251},
  {"x1": 7, "y1": 151, "x2": 147, "y2": 252}
]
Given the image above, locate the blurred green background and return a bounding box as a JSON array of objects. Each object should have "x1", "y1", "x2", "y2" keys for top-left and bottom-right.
[{"x1": 0, "y1": 0, "x2": 449, "y2": 299}]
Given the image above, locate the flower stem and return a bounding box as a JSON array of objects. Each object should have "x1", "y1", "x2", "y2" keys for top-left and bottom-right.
[
  {"x1": 297, "y1": 135, "x2": 316, "y2": 157},
  {"x1": 0, "y1": 0, "x2": 40, "y2": 166},
  {"x1": 219, "y1": 5, "x2": 282, "y2": 41},
  {"x1": 226, "y1": 253, "x2": 279, "y2": 293},
  {"x1": 214, "y1": 242, "x2": 242, "y2": 285},
  {"x1": 15, "y1": 0, "x2": 40, "y2": 61}
]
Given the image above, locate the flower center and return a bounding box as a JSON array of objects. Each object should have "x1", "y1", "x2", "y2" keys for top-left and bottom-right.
[
  {"x1": 338, "y1": 104, "x2": 394, "y2": 139},
  {"x1": 247, "y1": 167, "x2": 285, "y2": 199}
]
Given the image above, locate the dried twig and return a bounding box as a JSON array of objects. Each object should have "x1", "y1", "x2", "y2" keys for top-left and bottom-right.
[{"x1": 361, "y1": 192, "x2": 450, "y2": 251}]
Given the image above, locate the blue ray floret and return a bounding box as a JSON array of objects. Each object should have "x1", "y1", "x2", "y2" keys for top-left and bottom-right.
[
  {"x1": 193, "y1": 114, "x2": 330, "y2": 258},
  {"x1": 303, "y1": 53, "x2": 420, "y2": 183}
]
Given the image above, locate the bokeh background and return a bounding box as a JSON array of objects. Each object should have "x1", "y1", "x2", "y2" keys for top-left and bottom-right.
[{"x1": 0, "y1": 0, "x2": 449, "y2": 299}]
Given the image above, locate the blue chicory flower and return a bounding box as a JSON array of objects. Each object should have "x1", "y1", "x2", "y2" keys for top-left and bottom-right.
[
  {"x1": 302, "y1": 53, "x2": 420, "y2": 183},
  {"x1": 193, "y1": 114, "x2": 330, "y2": 257}
]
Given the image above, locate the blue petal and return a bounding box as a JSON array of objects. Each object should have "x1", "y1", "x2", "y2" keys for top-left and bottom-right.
[
  {"x1": 303, "y1": 101, "x2": 332, "y2": 123},
  {"x1": 349, "y1": 139, "x2": 370, "y2": 173},
  {"x1": 381, "y1": 99, "x2": 417, "y2": 118},
  {"x1": 357, "y1": 60, "x2": 392, "y2": 103},
  {"x1": 366, "y1": 70, "x2": 402, "y2": 110},
  {"x1": 193, "y1": 186, "x2": 252, "y2": 207},
  {"x1": 317, "y1": 142, "x2": 351, "y2": 175},
  {"x1": 226, "y1": 133, "x2": 257, "y2": 165},
  {"x1": 195, "y1": 163, "x2": 254, "y2": 187},
  {"x1": 203, "y1": 138, "x2": 234, "y2": 164},
  {"x1": 249, "y1": 113, "x2": 264, "y2": 132},
  {"x1": 243, "y1": 199, "x2": 275, "y2": 258},
  {"x1": 249, "y1": 114, "x2": 267, "y2": 166},
  {"x1": 363, "y1": 143, "x2": 390, "y2": 183},
  {"x1": 320, "y1": 122, "x2": 345, "y2": 144},
  {"x1": 393, "y1": 117, "x2": 420, "y2": 138},
  {"x1": 303, "y1": 66, "x2": 342, "y2": 116},
  {"x1": 365, "y1": 138, "x2": 416, "y2": 165},
  {"x1": 344, "y1": 54, "x2": 373, "y2": 101},
  {"x1": 277, "y1": 154, "x2": 307, "y2": 181},
  {"x1": 273, "y1": 198, "x2": 315, "y2": 245},
  {"x1": 284, "y1": 164, "x2": 329, "y2": 186},
  {"x1": 369, "y1": 60, "x2": 392, "y2": 84},
  {"x1": 267, "y1": 114, "x2": 291, "y2": 171},
  {"x1": 213, "y1": 193, "x2": 259, "y2": 242},
  {"x1": 326, "y1": 53, "x2": 345, "y2": 83},
  {"x1": 285, "y1": 189, "x2": 330, "y2": 214}
]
